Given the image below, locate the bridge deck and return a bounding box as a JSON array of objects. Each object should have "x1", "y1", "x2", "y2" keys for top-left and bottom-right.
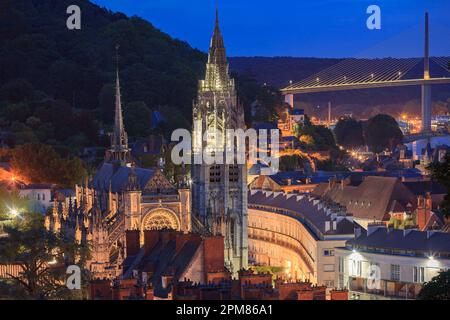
[{"x1": 281, "y1": 77, "x2": 450, "y2": 94}]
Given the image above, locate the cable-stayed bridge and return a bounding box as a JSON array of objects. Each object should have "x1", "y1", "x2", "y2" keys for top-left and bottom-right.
[{"x1": 281, "y1": 13, "x2": 450, "y2": 134}]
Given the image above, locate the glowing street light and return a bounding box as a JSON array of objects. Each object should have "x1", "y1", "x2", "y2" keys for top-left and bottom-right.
[{"x1": 10, "y1": 208, "x2": 18, "y2": 216}]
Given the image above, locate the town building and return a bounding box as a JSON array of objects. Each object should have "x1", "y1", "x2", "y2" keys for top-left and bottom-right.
[
  {"x1": 249, "y1": 171, "x2": 324, "y2": 194},
  {"x1": 335, "y1": 223, "x2": 450, "y2": 300},
  {"x1": 312, "y1": 176, "x2": 418, "y2": 228},
  {"x1": 18, "y1": 183, "x2": 54, "y2": 213},
  {"x1": 247, "y1": 190, "x2": 355, "y2": 289},
  {"x1": 278, "y1": 107, "x2": 305, "y2": 136}
]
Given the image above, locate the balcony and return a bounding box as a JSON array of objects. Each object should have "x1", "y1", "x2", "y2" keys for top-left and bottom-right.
[{"x1": 348, "y1": 276, "x2": 422, "y2": 300}]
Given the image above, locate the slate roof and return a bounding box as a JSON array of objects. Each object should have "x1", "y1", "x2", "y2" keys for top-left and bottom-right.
[
  {"x1": 288, "y1": 108, "x2": 304, "y2": 116},
  {"x1": 349, "y1": 227, "x2": 450, "y2": 254},
  {"x1": 281, "y1": 136, "x2": 298, "y2": 142},
  {"x1": 20, "y1": 183, "x2": 54, "y2": 190},
  {"x1": 268, "y1": 170, "x2": 422, "y2": 188},
  {"x1": 122, "y1": 232, "x2": 203, "y2": 297},
  {"x1": 253, "y1": 122, "x2": 279, "y2": 130},
  {"x1": 312, "y1": 176, "x2": 417, "y2": 221},
  {"x1": 268, "y1": 171, "x2": 339, "y2": 186},
  {"x1": 90, "y1": 163, "x2": 156, "y2": 193},
  {"x1": 403, "y1": 180, "x2": 447, "y2": 196},
  {"x1": 248, "y1": 191, "x2": 355, "y2": 239},
  {"x1": 248, "y1": 161, "x2": 269, "y2": 175},
  {"x1": 131, "y1": 135, "x2": 165, "y2": 157}
]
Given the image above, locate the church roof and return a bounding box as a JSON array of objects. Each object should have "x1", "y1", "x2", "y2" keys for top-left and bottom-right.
[{"x1": 90, "y1": 163, "x2": 156, "y2": 193}]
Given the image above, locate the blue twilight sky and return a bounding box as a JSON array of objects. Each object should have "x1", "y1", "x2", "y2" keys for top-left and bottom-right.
[{"x1": 90, "y1": 0, "x2": 450, "y2": 58}]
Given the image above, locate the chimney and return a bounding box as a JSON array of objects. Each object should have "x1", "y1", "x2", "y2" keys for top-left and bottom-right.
[
  {"x1": 417, "y1": 194, "x2": 432, "y2": 231},
  {"x1": 144, "y1": 230, "x2": 160, "y2": 254},
  {"x1": 126, "y1": 230, "x2": 141, "y2": 256},
  {"x1": 417, "y1": 195, "x2": 424, "y2": 207},
  {"x1": 332, "y1": 220, "x2": 337, "y2": 230},
  {"x1": 203, "y1": 236, "x2": 225, "y2": 273},
  {"x1": 325, "y1": 221, "x2": 331, "y2": 232},
  {"x1": 425, "y1": 192, "x2": 432, "y2": 210}
]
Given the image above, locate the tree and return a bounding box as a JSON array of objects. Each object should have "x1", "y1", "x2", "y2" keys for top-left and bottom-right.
[
  {"x1": 11, "y1": 143, "x2": 87, "y2": 187},
  {"x1": 0, "y1": 186, "x2": 28, "y2": 222},
  {"x1": 333, "y1": 117, "x2": 364, "y2": 148},
  {"x1": 124, "y1": 101, "x2": 152, "y2": 138},
  {"x1": 279, "y1": 155, "x2": 305, "y2": 171},
  {"x1": 428, "y1": 153, "x2": 450, "y2": 218},
  {"x1": 364, "y1": 114, "x2": 403, "y2": 153},
  {"x1": 98, "y1": 84, "x2": 115, "y2": 124},
  {"x1": 418, "y1": 269, "x2": 450, "y2": 300},
  {"x1": 0, "y1": 79, "x2": 34, "y2": 103},
  {"x1": 294, "y1": 118, "x2": 337, "y2": 151},
  {"x1": 299, "y1": 135, "x2": 315, "y2": 148},
  {"x1": 0, "y1": 211, "x2": 90, "y2": 299}
]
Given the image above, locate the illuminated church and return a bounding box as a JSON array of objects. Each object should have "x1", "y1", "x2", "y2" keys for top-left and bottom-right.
[
  {"x1": 46, "y1": 59, "x2": 191, "y2": 278},
  {"x1": 191, "y1": 10, "x2": 248, "y2": 274},
  {"x1": 46, "y1": 9, "x2": 248, "y2": 279}
]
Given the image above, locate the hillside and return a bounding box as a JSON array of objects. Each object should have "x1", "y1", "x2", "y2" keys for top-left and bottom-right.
[{"x1": 0, "y1": 0, "x2": 208, "y2": 152}]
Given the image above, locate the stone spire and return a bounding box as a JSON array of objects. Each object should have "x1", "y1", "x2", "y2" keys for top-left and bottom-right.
[
  {"x1": 204, "y1": 8, "x2": 230, "y2": 90},
  {"x1": 112, "y1": 45, "x2": 128, "y2": 151},
  {"x1": 209, "y1": 9, "x2": 226, "y2": 64},
  {"x1": 106, "y1": 45, "x2": 132, "y2": 166}
]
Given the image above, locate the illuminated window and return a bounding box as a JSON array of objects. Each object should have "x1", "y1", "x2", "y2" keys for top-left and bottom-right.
[
  {"x1": 324, "y1": 264, "x2": 335, "y2": 272},
  {"x1": 413, "y1": 266, "x2": 424, "y2": 283},
  {"x1": 338, "y1": 257, "x2": 345, "y2": 273},
  {"x1": 390, "y1": 264, "x2": 400, "y2": 281}
]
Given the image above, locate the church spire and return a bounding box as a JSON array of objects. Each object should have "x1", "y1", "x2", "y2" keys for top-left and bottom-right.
[
  {"x1": 113, "y1": 45, "x2": 128, "y2": 150},
  {"x1": 106, "y1": 45, "x2": 132, "y2": 166},
  {"x1": 208, "y1": 8, "x2": 226, "y2": 65},
  {"x1": 204, "y1": 8, "x2": 229, "y2": 90}
]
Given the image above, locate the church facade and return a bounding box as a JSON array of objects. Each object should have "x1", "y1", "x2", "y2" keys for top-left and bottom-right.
[
  {"x1": 46, "y1": 63, "x2": 191, "y2": 279},
  {"x1": 191, "y1": 11, "x2": 248, "y2": 275}
]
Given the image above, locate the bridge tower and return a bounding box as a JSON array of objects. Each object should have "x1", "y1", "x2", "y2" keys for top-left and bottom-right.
[{"x1": 421, "y1": 12, "x2": 432, "y2": 133}]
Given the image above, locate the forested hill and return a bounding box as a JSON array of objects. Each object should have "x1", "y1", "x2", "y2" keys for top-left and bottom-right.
[{"x1": 0, "y1": 0, "x2": 207, "y2": 149}]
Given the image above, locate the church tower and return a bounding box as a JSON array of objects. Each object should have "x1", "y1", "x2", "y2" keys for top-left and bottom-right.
[
  {"x1": 191, "y1": 10, "x2": 248, "y2": 275},
  {"x1": 105, "y1": 47, "x2": 132, "y2": 166}
]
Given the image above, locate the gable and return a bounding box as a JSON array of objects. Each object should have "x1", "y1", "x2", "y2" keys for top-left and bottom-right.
[{"x1": 143, "y1": 170, "x2": 174, "y2": 193}]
